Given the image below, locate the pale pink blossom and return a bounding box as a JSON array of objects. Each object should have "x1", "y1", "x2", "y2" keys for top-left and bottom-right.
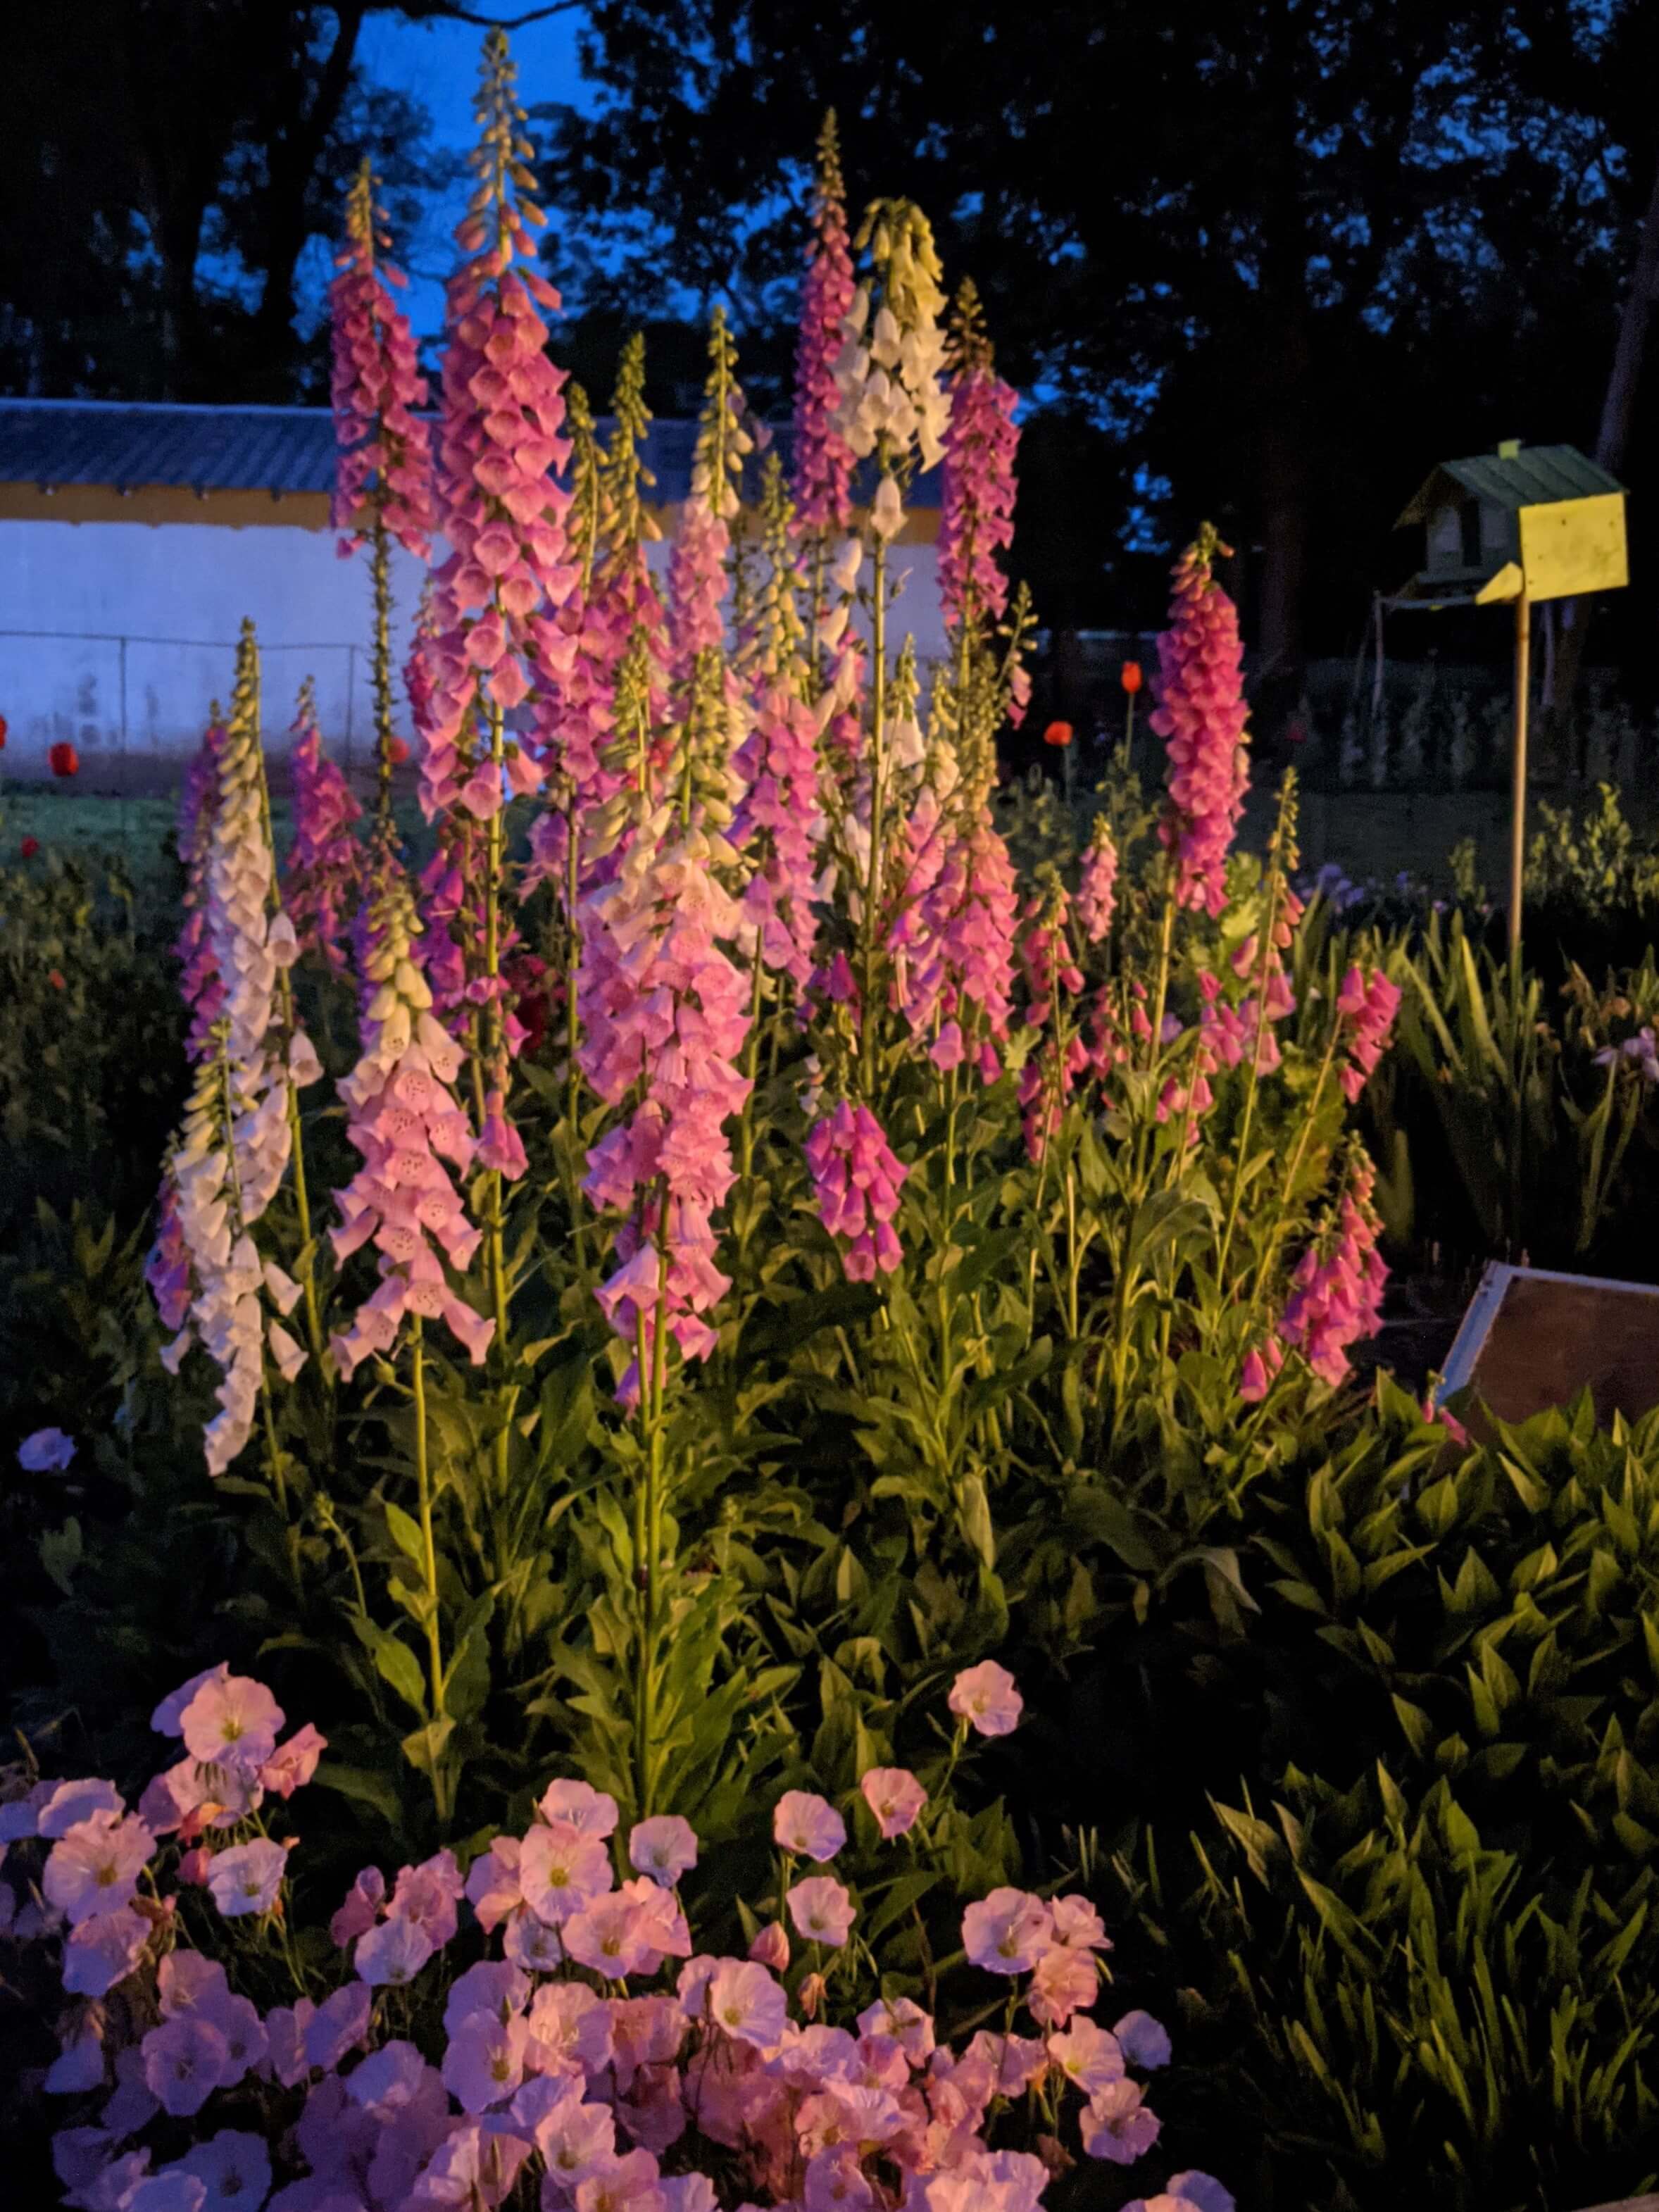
[
  {"x1": 44, "y1": 1811, "x2": 154, "y2": 1926},
  {"x1": 787, "y1": 1875, "x2": 856, "y2": 1948},
  {"x1": 356, "y1": 1912, "x2": 437, "y2": 1987},
  {"x1": 1028, "y1": 1941, "x2": 1099, "y2": 2026},
  {"x1": 539, "y1": 1779, "x2": 620, "y2": 1837},
  {"x1": 142, "y1": 2017, "x2": 231, "y2": 2119},
  {"x1": 1081, "y1": 2075, "x2": 1161, "y2": 2164},
  {"x1": 859, "y1": 1767, "x2": 927, "y2": 1839},
  {"x1": 168, "y1": 2132, "x2": 273, "y2": 2212},
  {"x1": 38, "y1": 1777, "x2": 123, "y2": 1839},
  {"x1": 706, "y1": 1959, "x2": 788, "y2": 2051},
  {"x1": 520, "y1": 1821, "x2": 613, "y2": 1926},
  {"x1": 747, "y1": 1921, "x2": 789, "y2": 1973},
  {"x1": 205, "y1": 1839, "x2": 287, "y2": 1918},
  {"x1": 947, "y1": 1661, "x2": 1022, "y2": 1737},
  {"x1": 443, "y1": 2013, "x2": 530, "y2": 2113},
  {"x1": 961, "y1": 1888, "x2": 1053, "y2": 1973},
  {"x1": 772, "y1": 1791, "x2": 847, "y2": 1862},
  {"x1": 1048, "y1": 2017, "x2": 1125, "y2": 2097},
  {"x1": 151, "y1": 1666, "x2": 230, "y2": 1739},
  {"x1": 179, "y1": 1675, "x2": 284, "y2": 1772},
  {"x1": 1051, "y1": 1893, "x2": 1112, "y2": 1950},
  {"x1": 628, "y1": 1815, "x2": 698, "y2": 1887},
  {"x1": 62, "y1": 1906, "x2": 151, "y2": 1997},
  {"x1": 259, "y1": 1721, "x2": 327, "y2": 1799}
]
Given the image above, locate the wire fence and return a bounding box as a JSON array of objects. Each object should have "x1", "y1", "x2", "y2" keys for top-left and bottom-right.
[{"x1": 0, "y1": 627, "x2": 373, "y2": 782}]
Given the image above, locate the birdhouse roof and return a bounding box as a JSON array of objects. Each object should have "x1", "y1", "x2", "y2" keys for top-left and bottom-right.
[{"x1": 1397, "y1": 444, "x2": 1624, "y2": 527}]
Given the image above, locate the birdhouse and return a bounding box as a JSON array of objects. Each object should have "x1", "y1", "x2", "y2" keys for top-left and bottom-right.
[{"x1": 1394, "y1": 439, "x2": 1627, "y2": 606}]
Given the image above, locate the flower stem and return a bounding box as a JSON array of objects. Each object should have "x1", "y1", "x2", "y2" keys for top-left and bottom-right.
[
  {"x1": 482, "y1": 699, "x2": 512, "y2": 1506},
  {"x1": 410, "y1": 1315, "x2": 449, "y2": 1825},
  {"x1": 370, "y1": 518, "x2": 396, "y2": 840}
]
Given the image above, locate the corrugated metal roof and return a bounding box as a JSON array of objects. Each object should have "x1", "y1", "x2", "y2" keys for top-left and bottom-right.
[
  {"x1": 0, "y1": 397, "x2": 941, "y2": 508},
  {"x1": 1398, "y1": 443, "x2": 1624, "y2": 525},
  {"x1": 0, "y1": 399, "x2": 339, "y2": 494}
]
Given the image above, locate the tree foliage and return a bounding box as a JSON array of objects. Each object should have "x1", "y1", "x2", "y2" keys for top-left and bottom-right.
[{"x1": 534, "y1": 0, "x2": 1659, "y2": 670}]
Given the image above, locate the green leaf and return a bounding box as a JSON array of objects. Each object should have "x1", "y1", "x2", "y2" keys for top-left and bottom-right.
[
  {"x1": 38, "y1": 1517, "x2": 82, "y2": 1596},
  {"x1": 384, "y1": 1501, "x2": 428, "y2": 1572},
  {"x1": 956, "y1": 1475, "x2": 996, "y2": 1570},
  {"x1": 313, "y1": 1759, "x2": 403, "y2": 1829},
  {"x1": 401, "y1": 1718, "x2": 456, "y2": 1780},
  {"x1": 352, "y1": 1617, "x2": 428, "y2": 1718},
  {"x1": 1065, "y1": 1485, "x2": 1160, "y2": 1573}
]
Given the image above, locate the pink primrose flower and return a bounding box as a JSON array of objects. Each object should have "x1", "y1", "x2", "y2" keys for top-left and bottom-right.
[
  {"x1": 786, "y1": 1875, "x2": 856, "y2": 1948},
  {"x1": 772, "y1": 1791, "x2": 847, "y2": 1862},
  {"x1": 947, "y1": 1660, "x2": 1022, "y2": 1737},
  {"x1": 859, "y1": 1767, "x2": 928, "y2": 1839},
  {"x1": 961, "y1": 1888, "x2": 1053, "y2": 1974}
]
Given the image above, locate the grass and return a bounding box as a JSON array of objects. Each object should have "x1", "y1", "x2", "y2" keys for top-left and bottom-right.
[{"x1": 1, "y1": 782, "x2": 431, "y2": 898}]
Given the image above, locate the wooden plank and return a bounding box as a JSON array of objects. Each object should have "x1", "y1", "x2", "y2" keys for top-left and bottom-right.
[{"x1": 1436, "y1": 1263, "x2": 1659, "y2": 1431}]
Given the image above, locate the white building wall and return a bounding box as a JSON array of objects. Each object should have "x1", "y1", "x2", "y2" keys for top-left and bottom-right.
[
  {"x1": 0, "y1": 518, "x2": 948, "y2": 787},
  {"x1": 0, "y1": 518, "x2": 430, "y2": 784}
]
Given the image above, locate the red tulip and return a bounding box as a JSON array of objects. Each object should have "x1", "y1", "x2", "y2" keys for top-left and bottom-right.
[
  {"x1": 48, "y1": 741, "x2": 79, "y2": 777},
  {"x1": 20, "y1": 836, "x2": 39, "y2": 859},
  {"x1": 387, "y1": 737, "x2": 411, "y2": 766},
  {"x1": 1121, "y1": 661, "x2": 1144, "y2": 696},
  {"x1": 48, "y1": 968, "x2": 65, "y2": 991},
  {"x1": 0, "y1": 714, "x2": 8, "y2": 749},
  {"x1": 1042, "y1": 720, "x2": 1075, "y2": 749}
]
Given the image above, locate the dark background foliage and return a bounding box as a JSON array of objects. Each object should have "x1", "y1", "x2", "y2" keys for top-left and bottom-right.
[{"x1": 6, "y1": 1, "x2": 1659, "y2": 701}]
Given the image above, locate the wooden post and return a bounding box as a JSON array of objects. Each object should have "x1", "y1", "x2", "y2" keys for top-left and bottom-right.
[{"x1": 1508, "y1": 587, "x2": 1530, "y2": 968}]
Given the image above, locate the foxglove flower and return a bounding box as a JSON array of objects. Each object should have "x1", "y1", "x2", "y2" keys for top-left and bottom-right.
[
  {"x1": 1077, "y1": 818, "x2": 1119, "y2": 945},
  {"x1": 329, "y1": 158, "x2": 435, "y2": 560},
  {"x1": 283, "y1": 679, "x2": 362, "y2": 975},
  {"x1": 1336, "y1": 963, "x2": 1401, "y2": 1102},
  {"x1": 420, "y1": 30, "x2": 578, "y2": 825},
  {"x1": 804, "y1": 1099, "x2": 908, "y2": 1281},
  {"x1": 1151, "y1": 527, "x2": 1251, "y2": 919},
  {"x1": 577, "y1": 827, "x2": 753, "y2": 1400},
  {"x1": 792, "y1": 113, "x2": 856, "y2": 535},
  {"x1": 732, "y1": 685, "x2": 825, "y2": 992},
  {"x1": 331, "y1": 868, "x2": 493, "y2": 1380},
  {"x1": 833, "y1": 199, "x2": 950, "y2": 476},
  {"x1": 939, "y1": 282, "x2": 1018, "y2": 635},
  {"x1": 1276, "y1": 1146, "x2": 1389, "y2": 1389}
]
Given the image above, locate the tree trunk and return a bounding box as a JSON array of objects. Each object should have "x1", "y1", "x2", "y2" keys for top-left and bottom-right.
[
  {"x1": 244, "y1": 1, "x2": 367, "y2": 399},
  {"x1": 1551, "y1": 147, "x2": 1659, "y2": 767}
]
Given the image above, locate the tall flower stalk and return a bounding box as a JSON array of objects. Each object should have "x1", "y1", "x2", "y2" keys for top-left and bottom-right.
[
  {"x1": 328, "y1": 157, "x2": 435, "y2": 837},
  {"x1": 282, "y1": 677, "x2": 362, "y2": 977},
  {"x1": 833, "y1": 196, "x2": 949, "y2": 1073},
  {"x1": 792, "y1": 111, "x2": 856, "y2": 664},
  {"x1": 427, "y1": 26, "x2": 580, "y2": 1455}
]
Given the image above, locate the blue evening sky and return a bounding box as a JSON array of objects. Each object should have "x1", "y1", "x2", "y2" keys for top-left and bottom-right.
[{"x1": 353, "y1": 8, "x2": 595, "y2": 344}]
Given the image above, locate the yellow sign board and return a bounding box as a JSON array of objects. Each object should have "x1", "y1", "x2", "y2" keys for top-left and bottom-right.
[{"x1": 1516, "y1": 491, "x2": 1628, "y2": 603}]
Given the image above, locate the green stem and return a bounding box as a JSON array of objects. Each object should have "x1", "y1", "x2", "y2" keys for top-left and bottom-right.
[
  {"x1": 409, "y1": 1316, "x2": 452, "y2": 1823},
  {"x1": 370, "y1": 518, "x2": 396, "y2": 840},
  {"x1": 482, "y1": 700, "x2": 512, "y2": 1506},
  {"x1": 860, "y1": 516, "x2": 889, "y2": 1089},
  {"x1": 633, "y1": 1236, "x2": 670, "y2": 1818},
  {"x1": 563, "y1": 805, "x2": 589, "y2": 1268},
  {"x1": 1215, "y1": 864, "x2": 1287, "y2": 1287}
]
